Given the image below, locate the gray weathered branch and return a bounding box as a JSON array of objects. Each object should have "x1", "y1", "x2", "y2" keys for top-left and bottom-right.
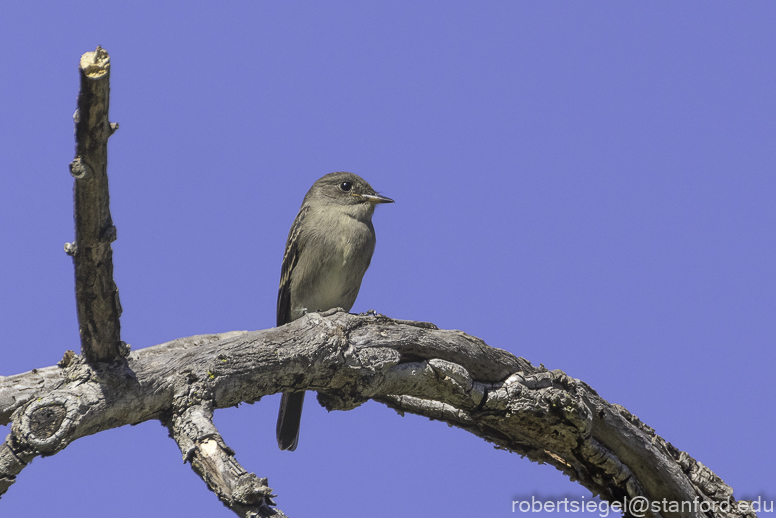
[
  {"x1": 69, "y1": 46, "x2": 124, "y2": 364},
  {"x1": 0, "y1": 46, "x2": 755, "y2": 518},
  {"x1": 165, "y1": 400, "x2": 282, "y2": 517},
  {"x1": 0, "y1": 310, "x2": 753, "y2": 518}
]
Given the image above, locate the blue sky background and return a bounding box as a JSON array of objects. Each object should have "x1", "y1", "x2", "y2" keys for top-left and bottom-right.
[{"x1": 1, "y1": 2, "x2": 775, "y2": 517}]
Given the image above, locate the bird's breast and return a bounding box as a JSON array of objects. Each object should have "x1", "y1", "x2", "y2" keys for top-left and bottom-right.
[{"x1": 289, "y1": 213, "x2": 376, "y2": 320}]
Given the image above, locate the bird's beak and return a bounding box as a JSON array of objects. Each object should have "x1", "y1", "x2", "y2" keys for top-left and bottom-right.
[{"x1": 362, "y1": 193, "x2": 395, "y2": 205}]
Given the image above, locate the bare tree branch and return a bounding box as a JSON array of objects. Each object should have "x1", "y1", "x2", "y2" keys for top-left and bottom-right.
[
  {"x1": 68, "y1": 46, "x2": 124, "y2": 364},
  {"x1": 165, "y1": 401, "x2": 283, "y2": 517},
  {"x1": 0, "y1": 310, "x2": 754, "y2": 518},
  {"x1": 0, "y1": 47, "x2": 756, "y2": 518}
]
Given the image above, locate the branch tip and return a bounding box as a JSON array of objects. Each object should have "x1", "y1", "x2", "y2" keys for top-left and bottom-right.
[{"x1": 79, "y1": 46, "x2": 110, "y2": 78}]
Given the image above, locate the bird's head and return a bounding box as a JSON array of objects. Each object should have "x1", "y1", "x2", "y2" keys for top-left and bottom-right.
[{"x1": 304, "y1": 172, "x2": 394, "y2": 218}]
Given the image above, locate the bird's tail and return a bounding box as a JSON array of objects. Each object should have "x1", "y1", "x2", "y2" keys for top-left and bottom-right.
[{"x1": 276, "y1": 391, "x2": 305, "y2": 451}]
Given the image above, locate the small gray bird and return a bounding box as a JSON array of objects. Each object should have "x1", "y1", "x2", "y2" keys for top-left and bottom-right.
[{"x1": 276, "y1": 171, "x2": 393, "y2": 451}]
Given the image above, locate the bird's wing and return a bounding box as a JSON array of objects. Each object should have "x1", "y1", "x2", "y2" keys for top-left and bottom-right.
[{"x1": 276, "y1": 206, "x2": 308, "y2": 327}]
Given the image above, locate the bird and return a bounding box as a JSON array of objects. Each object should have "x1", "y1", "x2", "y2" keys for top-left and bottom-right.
[{"x1": 275, "y1": 171, "x2": 394, "y2": 451}]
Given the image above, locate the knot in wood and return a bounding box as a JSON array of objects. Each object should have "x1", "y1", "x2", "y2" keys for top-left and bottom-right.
[
  {"x1": 17, "y1": 396, "x2": 78, "y2": 454},
  {"x1": 69, "y1": 157, "x2": 91, "y2": 179},
  {"x1": 29, "y1": 404, "x2": 66, "y2": 439}
]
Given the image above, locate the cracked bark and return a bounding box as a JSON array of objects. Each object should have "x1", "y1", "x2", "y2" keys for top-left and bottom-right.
[{"x1": 0, "y1": 310, "x2": 755, "y2": 518}]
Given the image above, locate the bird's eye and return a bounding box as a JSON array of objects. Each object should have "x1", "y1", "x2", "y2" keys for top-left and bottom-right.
[{"x1": 339, "y1": 181, "x2": 353, "y2": 192}]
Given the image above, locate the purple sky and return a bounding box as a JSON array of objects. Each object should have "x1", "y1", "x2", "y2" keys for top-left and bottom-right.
[{"x1": 2, "y1": 2, "x2": 774, "y2": 517}]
